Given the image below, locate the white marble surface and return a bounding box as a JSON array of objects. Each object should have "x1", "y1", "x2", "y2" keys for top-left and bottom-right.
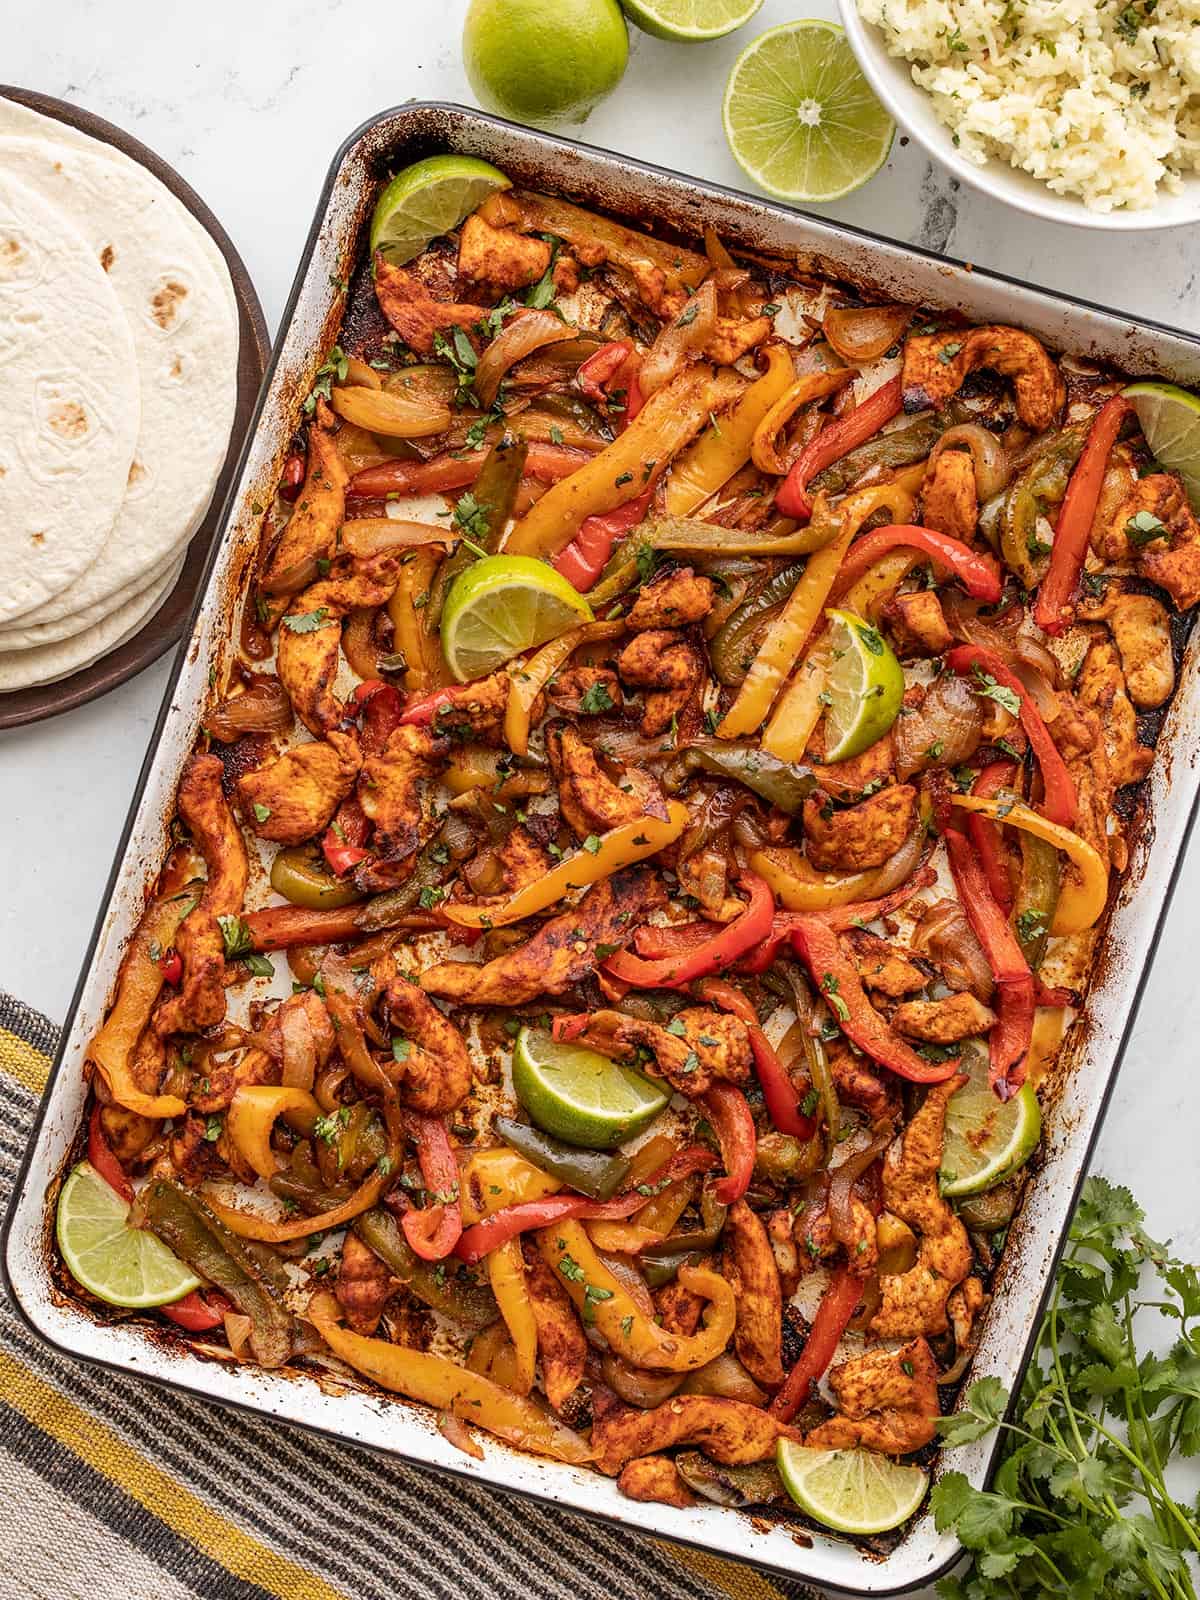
[{"x1": 1, "y1": 0, "x2": 1197, "y2": 1273}]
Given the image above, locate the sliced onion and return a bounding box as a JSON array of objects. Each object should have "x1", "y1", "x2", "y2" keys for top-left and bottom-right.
[
  {"x1": 341, "y1": 518, "x2": 457, "y2": 559},
  {"x1": 828, "y1": 1131, "x2": 892, "y2": 1248},
  {"x1": 601, "y1": 1351, "x2": 683, "y2": 1408},
  {"x1": 331, "y1": 384, "x2": 453, "y2": 438},
  {"x1": 942, "y1": 589, "x2": 1024, "y2": 654},
  {"x1": 438, "y1": 1410, "x2": 486, "y2": 1459},
  {"x1": 341, "y1": 356, "x2": 383, "y2": 391},
  {"x1": 679, "y1": 1352, "x2": 766, "y2": 1404},
  {"x1": 639, "y1": 278, "x2": 718, "y2": 397},
  {"x1": 341, "y1": 607, "x2": 381, "y2": 682},
  {"x1": 704, "y1": 227, "x2": 735, "y2": 269},
  {"x1": 206, "y1": 676, "x2": 293, "y2": 741},
  {"x1": 223, "y1": 1311, "x2": 255, "y2": 1360},
  {"x1": 911, "y1": 898, "x2": 994, "y2": 1001},
  {"x1": 279, "y1": 1004, "x2": 317, "y2": 1092},
  {"x1": 596, "y1": 1249, "x2": 656, "y2": 1317},
  {"x1": 894, "y1": 671, "x2": 983, "y2": 779},
  {"x1": 823, "y1": 304, "x2": 911, "y2": 363},
  {"x1": 260, "y1": 551, "x2": 321, "y2": 598},
  {"x1": 927, "y1": 423, "x2": 1013, "y2": 500},
  {"x1": 475, "y1": 311, "x2": 578, "y2": 409}
]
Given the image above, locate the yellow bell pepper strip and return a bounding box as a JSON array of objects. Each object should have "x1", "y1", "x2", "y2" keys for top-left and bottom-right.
[
  {"x1": 87, "y1": 885, "x2": 201, "y2": 1119},
  {"x1": 505, "y1": 365, "x2": 744, "y2": 560},
  {"x1": 839, "y1": 549, "x2": 924, "y2": 622},
  {"x1": 949, "y1": 794, "x2": 1108, "y2": 935},
  {"x1": 505, "y1": 618, "x2": 626, "y2": 756},
  {"x1": 646, "y1": 515, "x2": 847, "y2": 558},
  {"x1": 664, "y1": 346, "x2": 795, "y2": 516},
  {"x1": 442, "y1": 802, "x2": 689, "y2": 927},
  {"x1": 751, "y1": 842, "x2": 915, "y2": 911},
  {"x1": 307, "y1": 1291, "x2": 593, "y2": 1464},
  {"x1": 460, "y1": 1147, "x2": 561, "y2": 1224},
  {"x1": 538, "y1": 1220, "x2": 736, "y2": 1372},
  {"x1": 586, "y1": 1174, "x2": 699, "y2": 1255},
  {"x1": 465, "y1": 1320, "x2": 509, "y2": 1376},
  {"x1": 760, "y1": 636, "x2": 833, "y2": 763},
  {"x1": 750, "y1": 369, "x2": 858, "y2": 475},
  {"x1": 486, "y1": 1239, "x2": 538, "y2": 1395},
  {"x1": 388, "y1": 546, "x2": 447, "y2": 694},
  {"x1": 226, "y1": 1085, "x2": 320, "y2": 1181}
]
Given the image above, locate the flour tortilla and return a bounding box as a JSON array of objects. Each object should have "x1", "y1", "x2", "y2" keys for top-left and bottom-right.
[
  {"x1": 0, "y1": 169, "x2": 140, "y2": 623},
  {"x1": 0, "y1": 556, "x2": 182, "y2": 691},
  {"x1": 0, "y1": 134, "x2": 237, "y2": 631},
  {"x1": 0, "y1": 542, "x2": 182, "y2": 650}
]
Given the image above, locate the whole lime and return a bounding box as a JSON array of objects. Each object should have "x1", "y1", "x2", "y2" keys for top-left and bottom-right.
[{"x1": 463, "y1": 0, "x2": 629, "y2": 127}]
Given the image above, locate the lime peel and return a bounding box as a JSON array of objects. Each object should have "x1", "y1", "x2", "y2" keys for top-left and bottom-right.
[
  {"x1": 56, "y1": 1161, "x2": 202, "y2": 1309},
  {"x1": 369, "y1": 155, "x2": 511, "y2": 266},
  {"x1": 939, "y1": 1046, "x2": 1041, "y2": 1198},
  {"x1": 513, "y1": 1026, "x2": 667, "y2": 1148},
  {"x1": 621, "y1": 0, "x2": 763, "y2": 42},
  {"x1": 776, "y1": 1439, "x2": 929, "y2": 1534},
  {"x1": 440, "y1": 554, "x2": 592, "y2": 682},
  {"x1": 821, "y1": 606, "x2": 905, "y2": 763}
]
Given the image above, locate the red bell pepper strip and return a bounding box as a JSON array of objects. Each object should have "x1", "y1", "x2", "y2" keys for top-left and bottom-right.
[
  {"x1": 554, "y1": 489, "x2": 653, "y2": 591},
  {"x1": 351, "y1": 681, "x2": 405, "y2": 754},
  {"x1": 161, "y1": 1290, "x2": 234, "y2": 1332},
  {"x1": 769, "y1": 1266, "x2": 865, "y2": 1420},
  {"x1": 552, "y1": 1013, "x2": 591, "y2": 1042},
  {"x1": 1034, "y1": 977, "x2": 1075, "y2": 1007},
  {"x1": 736, "y1": 869, "x2": 938, "y2": 976},
  {"x1": 969, "y1": 761, "x2": 1018, "y2": 914},
  {"x1": 157, "y1": 949, "x2": 183, "y2": 987},
  {"x1": 455, "y1": 1192, "x2": 648, "y2": 1265},
  {"x1": 603, "y1": 872, "x2": 774, "y2": 988},
  {"x1": 399, "y1": 681, "x2": 496, "y2": 727},
  {"x1": 831, "y1": 524, "x2": 1003, "y2": 604},
  {"x1": 634, "y1": 922, "x2": 723, "y2": 960},
  {"x1": 577, "y1": 340, "x2": 644, "y2": 427},
  {"x1": 787, "y1": 917, "x2": 961, "y2": 1083},
  {"x1": 691, "y1": 976, "x2": 758, "y2": 1023},
  {"x1": 943, "y1": 825, "x2": 1035, "y2": 1100},
  {"x1": 1034, "y1": 395, "x2": 1132, "y2": 637},
  {"x1": 347, "y1": 441, "x2": 590, "y2": 502},
  {"x1": 321, "y1": 796, "x2": 371, "y2": 878},
  {"x1": 749, "y1": 1026, "x2": 816, "y2": 1139},
  {"x1": 702, "y1": 1082, "x2": 757, "y2": 1205},
  {"x1": 776, "y1": 375, "x2": 903, "y2": 520},
  {"x1": 945, "y1": 644, "x2": 1076, "y2": 827},
  {"x1": 401, "y1": 1114, "x2": 463, "y2": 1261},
  {"x1": 88, "y1": 1102, "x2": 134, "y2": 1203}
]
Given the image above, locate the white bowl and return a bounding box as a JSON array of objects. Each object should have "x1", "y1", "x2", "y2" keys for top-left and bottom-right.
[{"x1": 837, "y1": 0, "x2": 1200, "y2": 231}]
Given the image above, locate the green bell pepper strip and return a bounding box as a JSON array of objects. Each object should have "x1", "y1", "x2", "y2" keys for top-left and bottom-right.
[
  {"x1": 427, "y1": 433, "x2": 528, "y2": 625},
  {"x1": 708, "y1": 562, "x2": 806, "y2": 687},
  {"x1": 493, "y1": 1116, "x2": 632, "y2": 1201},
  {"x1": 996, "y1": 422, "x2": 1087, "y2": 590},
  {"x1": 270, "y1": 847, "x2": 364, "y2": 911},
  {"x1": 658, "y1": 740, "x2": 816, "y2": 814}
]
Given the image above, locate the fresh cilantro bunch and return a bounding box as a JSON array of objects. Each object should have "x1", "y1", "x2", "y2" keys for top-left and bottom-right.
[{"x1": 934, "y1": 1177, "x2": 1200, "y2": 1599}]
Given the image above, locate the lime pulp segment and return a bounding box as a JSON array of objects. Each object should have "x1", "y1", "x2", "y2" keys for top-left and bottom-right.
[
  {"x1": 56, "y1": 1162, "x2": 202, "y2": 1309},
  {"x1": 513, "y1": 1026, "x2": 668, "y2": 1147},
  {"x1": 939, "y1": 1046, "x2": 1041, "y2": 1198},
  {"x1": 776, "y1": 1440, "x2": 929, "y2": 1534},
  {"x1": 440, "y1": 554, "x2": 592, "y2": 681},
  {"x1": 821, "y1": 607, "x2": 905, "y2": 762},
  {"x1": 1124, "y1": 381, "x2": 1200, "y2": 513}
]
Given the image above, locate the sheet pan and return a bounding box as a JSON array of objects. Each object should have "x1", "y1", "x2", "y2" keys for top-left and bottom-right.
[{"x1": 7, "y1": 103, "x2": 1200, "y2": 1595}]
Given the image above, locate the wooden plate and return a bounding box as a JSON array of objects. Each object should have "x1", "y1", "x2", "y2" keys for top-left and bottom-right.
[{"x1": 0, "y1": 86, "x2": 269, "y2": 731}]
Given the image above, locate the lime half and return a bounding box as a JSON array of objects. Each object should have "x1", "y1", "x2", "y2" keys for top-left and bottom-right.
[
  {"x1": 440, "y1": 554, "x2": 592, "y2": 681},
  {"x1": 369, "y1": 155, "x2": 511, "y2": 265},
  {"x1": 939, "y1": 1046, "x2": 1041, "y2": 1198},
  {"x1": 777, "y1": 1440, "x2": 928, "y2": 1535},
  {"x1": 821, "y1": 607, "x2": 905, "y2": 763},
  {"x1": 56, "y1": 1162, "x2": 201, "y2": 1309},
  {"x1": 723, "y1": 21, "x2": 894, "y2": 203},
  {"x1": 1124, "y1": 380, "x2": 1200, "y2": 513},
  {"x1": 621, "y1": 0, "x2": 763, "y2": 42},
  {"x1": 512, "y1": 1026, "x2": 668, "y2": 1147}
]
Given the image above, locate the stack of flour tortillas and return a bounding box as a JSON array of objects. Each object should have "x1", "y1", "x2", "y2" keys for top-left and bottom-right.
[{"x1": 0, "y1": 95, "x2": 238, "y2": 691}]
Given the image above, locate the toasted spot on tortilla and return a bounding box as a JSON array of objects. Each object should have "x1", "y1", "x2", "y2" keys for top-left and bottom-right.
[
  {"x1": 0, "y1": 235, "x2": 25, "y2": 274},
  {"x1": 128, "y1": 458, "x2": 146, "y2": 486},
  {"x1": 151, "y1": 278, "x2": 189, "y2": 328},
  {"x1": 100, "y1": 244, "x2": 115, "y2": 271},
  {"x1": 31, "y1": 532, "x2": 45, "y2": 546},
  {"x1": 47, "y1": 400, "x2": 89, "y2": 439},
  {"x1": 169, "y1": 355, "x2": 183, "y2": 378}
]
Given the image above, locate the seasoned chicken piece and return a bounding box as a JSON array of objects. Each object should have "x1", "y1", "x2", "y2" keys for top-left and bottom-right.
[
  {"x1": 356, "y1": 726, "x2": 444, "y2": 886},
  {"x1": 546, "y1": 666, "x2": 623, "y2": 716},
  {"x1": 617, "y1": 629, "x2": 706, "y2": 737},
  {"x1": 1103, "y1": 473, "x2": 1200, "y2": 610},
  {"x1": 169, "y1": 1111, "x2": 219, "y2": 1188},
  {"x1": 457, "y1": 213, "x2": 551, "y2": 293},
  {"x1": 627, "y1": 567, "x2": 716, "y2": 631},
  {"x1": 263, "y1": 987, "x2": 336, "y2": 1068},
  {"x1": 676, "y1": 845, "x2": 740, "y2": 922},
  {"x1": 704, "y1": 315, "x2": 771, "y2": 368},
  {"x1": 804, "y1": 1338, "x2": 939, "y2": 1456},
  {"x1": 1077, "y1": 586, "x2": 1175, "y2": 709},
  {"x1": 591, "y1": 1395, "x2": 797, "y2": 1476},
  {"x1": 154, "y1": 755, "x2": 249, "y2": 1038},
  {"x1": 373, "y1": 254, "x2": 488, "y2": 355},
  {"x1": 277, "y1": 555, "x2": 402, "y2": 736},
  {"x1": 723, "y1": 1199, "x2": 785, "y2": 1388},
  {"x1": 794, "y1": 1191, "x2": 878, "y2": 1278},
  {"x1": 871, "y1": 1076, "x2": 972, "y2": 1339},
  {"x1": 617, "y1": 1456, "x2": 697, "y2": 1509},
  {"x1": 427, "y1": 670, "x2": 511, "y2": 742},
  {"x1": 493, "y1": 827, "x2": 555, "y2": 896},
  {"x1": 420, "y1": 868, "x2": 660, "y2": 1006},
  {"x1": 803, "y1": 784, "x2": 917, "y2": 872},
  {"x1": 575, "y1": 1005, "x2": 752, "y2": 1098},
  {"x1": 657, "y1": 1278, "x2": 705, "y2": 1336},
  {"x1": 843, "y1": 929, "x2": 928, "y2": 998},
  {"x1": 921, "y1": 447, "x2": 978, "y2": 544},
  {"x1": 261, "y1": 399, "x2": 349, "y2": 592},
  {"x1": 335, "y1": 1232, "x2": 395, "y2": 1335},
  {"x1": 947, "y1": 1276, "x2": 988, "y2": 1359},
  {"x1": 1088, "y1": 445, "x2": 1139, "y2": 559},
  {"x1": 382, "y1": 977, "x2": 473, "y2": 1114},
  {"x1": 1075, "y1": 638, "x2": 1153, "y2": 790},
  {"x1": 522, "y1": 1241, "x2": 587, "y2": 1413},
  {"x1": 892, "y1": 991, "x2": 996, "y2": 1043},
  {"x1": 902, "y1": 326, "x2": 1065, "y2": 432},
  {"x1": 885, "y1": 589, "x2": 954, "y2": 660},
  {"x1": 190, "y1": 1046, "x2": 275, "y2": 1115},
  {"x1": 813, "y1": 730, "x2": 896, "y2": 802},
  {"x1": 237, "y1": 731, "x2": 361, "y2": 844},
  {"x1": 827, "y1": 1038, "x2": 902, "y2": 1128},
  {"x1": 547, "y1": 723, "x2": 665, "y2": 839}
]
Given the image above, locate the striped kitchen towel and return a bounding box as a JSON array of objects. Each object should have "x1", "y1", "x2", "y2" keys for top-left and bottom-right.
[{"x1": 0, "y1": 993, "x2": 820, "y2": 1600}]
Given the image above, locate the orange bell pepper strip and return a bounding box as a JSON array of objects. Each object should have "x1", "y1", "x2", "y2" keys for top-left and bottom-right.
[
  {"x1": 402, "y1": 1113, "x2": 463, "y2": 1262},
  {"x1": 1034, "y1": 394, "x2": 1132, "y2": 636},
  {"x1": 602, "y1": 871, "x2": 772, "y2": 987},
  {"x1": 703, "y1": 1082, "x2": 757, "y2": 1204},
  {"x1": 505, "y1": 364, "x2": 743, "y2": 560},
  {"x1": 388, "y1": 545, "x2": 447, "y2": 694},
  {"x1": 307, "y1": 1291, "x2": 593, "y2": 1462},
  {"x1": 347, "y1": 441, "x2": 590, "y2": 501},
  {"x1": 504, "y1": 618, "x2": 626, "y2": 756},
  {"x1": 665, "y1": 344, "x2": 796, "y2": 516},
  {"x1": 442, "y1": 802, "x2": 689, "y2": 927},
  {"x1": 769, "y1": 1266, "x2": 864, "y2": 1420},
  {"x1": 830, "y1": 524, "x2": 1003, "y2": 604},
  {"x1": 776, "y1": 374, "x2": 903, "y2": 520},
  {"x1": 750, "y1": 369, "x2": 858, "y2": 475},
  {"x1": 87, "y1": 1102, "x2": 134, "y2": 1202},
  {"x1": 950, "y1": 794, "x2": 1108, "y2": 935},
  {"x1": 226, "y1": 1085, "x2": 319, "y2": 1181},
  {"x1": 486, "y1": 1239, "x2": 538, "y2": 1395},
  {"x1": 538, "y1": 1221, "x2": 736, "y2": 1372}
]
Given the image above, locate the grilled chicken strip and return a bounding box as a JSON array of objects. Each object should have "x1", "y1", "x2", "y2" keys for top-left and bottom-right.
[
  {"x1": 374, "y1": 254, "x2": 489, "y2": 355},
  {"x1": 804, "y1": 1338, "x2": 939, "y2": 1456},
  {"x1": 803, "y1": 784, "x2": 917, "y2": 872},
  {"x1": 522, "y1": 1241, "x2": 587, "y2": 1413},
  {"x1": 153, "y1": 755, "x2": 248, "y2": 1037},
  {"x1": 902, "y1": 326, "x2": 1065, "y2": 431},
  {"x1": 1078, "y1": 585, "x2": 1175, "y2": 708},
  {"x1": 547, "y1": 723, "x2": 666, "y2": 838},
  {"x1": 277, "y1": 555, "x2": 402, "y2": 736},
  {"x1": 237, "y1": 731, "x2": 361, "y2": 844},
  {"x1": 383, "y1": 977, "x2": 474, "y2": 1114},
  {"x1": 617, "y1": 629, "x2": 706, "y2": 738},
  {"x1": 1104, "y1": 473, "x2": 1200, "y2": 610},
  {"x1": 723, "y1": 1199, "x2": 785, "y2": 1388},
  {"x1": 356, "y1": 726, "x2": 444, "y2": 887},
  {"x1": 617, "y1": 1457, "x2": 698, "y2": 1509},
  {"x1": 573, "y1": 1006, "x2": 752, "y2": 1098},
  {"x1": 921, "y1": 447, "x2": 978, "y2": 544},
  {"x1": 261, "y1": 398, "x2": 348, "y2": 593},
  {"x1": 591, "y1": 1395, "x2": 797, "y2": 1476},
  {"x1": 626, "y1": 567, "x2": 716, "y2": 631}
]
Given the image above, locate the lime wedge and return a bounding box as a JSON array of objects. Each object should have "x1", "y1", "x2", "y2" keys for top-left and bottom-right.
[
  {"x1": 369, "y1": 155, "x2": 512, "y2": 265},
  {"x1": 56, "y1": 1161, "x2": 201, "y2": 1309},
  {"x1": 722, "y1": 21, "x2": 894, "y2": 203},
  {"x1": 939, "y1": 1045, "x2": 1041, "y2": 1198},
  {"x1": 821, "y1": 607, "x2": 905, "y2": 762},
  {"x1": 777, "y1": 1440, "x2": 928, "y2": 1534},
  {"x1": 621, "y1": 0, "x2": 763, "y2": 42},
  {"x1": 440, "y1": 554, "x2": 592, "y2": 682},
  {"x1": 512, "y1": 1026, "x2": 668, "y2": 1148},
  {"x1": 1124, "y1": 380, "x2": 1200, "y2": 513}
]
